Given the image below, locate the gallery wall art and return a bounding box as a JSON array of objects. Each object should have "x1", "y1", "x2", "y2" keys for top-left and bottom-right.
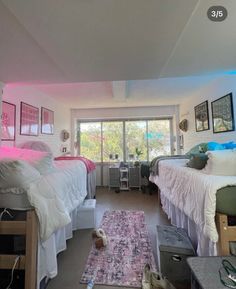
[
  {"x1": 20, "y1": 102, "x2": 39, "y2": 136},
  {"x1": 194, "y1": 100, "x2": 209, "y2": 132},
  {"x1": 41, "y1": 107, "x2": 54, "y2": 135},
  {"x1": 211, "y1": 93, "x2": 234, "y2": 133},
  {"x1": 1, "y1": 101, "x2": 16, "y2": 141}
]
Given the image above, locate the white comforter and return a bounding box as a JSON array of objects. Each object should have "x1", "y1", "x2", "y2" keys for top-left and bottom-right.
[
  {"x1": 27, "y1": 160, "x2": 87, "y2": 241},
  {"x1": 150, "y1": 159, "x2": 236, "y2": 242}
]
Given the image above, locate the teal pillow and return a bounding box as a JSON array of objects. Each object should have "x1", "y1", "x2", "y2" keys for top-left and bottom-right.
[
  {"x1": 221, "y1": 141, "x2": 236, "y2": 149},
  {"x1": 186, "y1": 153, "x2": 208, "y2": 170},
  {"x1": 186, "y1": 143, "x2": 208, "y2": 155},
  {"x1": 207, "y1": 142, "x2": 224, "y2": 151}
]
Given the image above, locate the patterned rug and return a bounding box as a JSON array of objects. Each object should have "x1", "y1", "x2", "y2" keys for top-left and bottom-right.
[{"x1": 80, "y1": 210, "x2": 156, "y2": 287}]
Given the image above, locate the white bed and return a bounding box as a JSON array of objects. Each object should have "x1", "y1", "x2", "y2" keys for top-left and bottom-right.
[
  {"x1": 0, "y1": 146, "x2": 96, "y2": 288},
  {"x1": 150, "y1": 158, "x2": 236, "y2": 256}
]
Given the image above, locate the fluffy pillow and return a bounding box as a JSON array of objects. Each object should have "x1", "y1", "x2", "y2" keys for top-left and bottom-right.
[
  {"x1": 207, "y1": 142, "x2": 224, "y2": 151},
  {"x1": 202, "y1": 150, "x2": 236, "y2": 175},
  {"x1": 186, "y1": 153, "x2": 208, "y2": 170},
  {"x1": 222, "y1": 141, "x2": 236, "y2": 149},
  {"x1": 186, "y1": 143, "x2": 208, "y2": 155},
  {"x1": 18, "y1": 141, "x2": 52, "y2": 153},
  {"x1": 0, "y1": 147, "x2": 55, "y2": 174},
  {"x1": 0, "y1": 159, "x2": 41, "y2": 189}
]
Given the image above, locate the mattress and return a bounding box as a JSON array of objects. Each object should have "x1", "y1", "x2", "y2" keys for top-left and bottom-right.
[
  {"x1": 150, "y1": 159, "x2": 236, "y2": 217},
  {"x1": 0, "y1": 160, "x2": 87, "y2": 210},
  {"x1": 150, "y1": 159, "x2": 236, "y2": 242},
  {"x1": 0, "y1": 159, "x2": 96, "y2": 210}
]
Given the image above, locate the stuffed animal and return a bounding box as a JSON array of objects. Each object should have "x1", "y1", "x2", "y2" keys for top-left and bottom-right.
[{"x1": 92, "y1": 228, "x2": 108, "y2": 249}]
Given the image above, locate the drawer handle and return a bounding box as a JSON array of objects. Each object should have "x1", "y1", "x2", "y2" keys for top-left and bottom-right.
[{"x1": 171, "y1": 255, "x2": 182, "y2": 262}]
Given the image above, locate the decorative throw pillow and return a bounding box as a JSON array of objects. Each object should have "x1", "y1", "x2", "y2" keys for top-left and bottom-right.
[
  {"x1": 202, "y1": 150, "x2": 236, "y2": 175},
  {"x1": 0, "y1": 159, "x2": 41, "y2": 189},
  {"x1": 186, "y1": 143, "x2": 208, "y2": 155},
  {"x1": 186, "y1": 153, "x2": 208, "y2": 170},
  {"x1": 207, "y1": 142, "x2": 224, "y2": 151},
  {"x1": 222, "y1": 141, "x2": 236, "y2": 149},
  {"x1": 18, "y1": 141, "x2": 52, "y2": 153}
]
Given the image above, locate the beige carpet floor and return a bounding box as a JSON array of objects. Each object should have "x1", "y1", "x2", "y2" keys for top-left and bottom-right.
[{"x1": 47, "y1": 187, "x2": 171, "y2": 289}]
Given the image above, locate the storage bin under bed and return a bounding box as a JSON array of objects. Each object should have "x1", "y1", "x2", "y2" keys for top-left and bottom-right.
[
  {"x1": 156, "y1": 225, "x2": 195, "y2": 288},
  {"x1": 77, "y1": 199, "x2": 96, "y2": 229}
]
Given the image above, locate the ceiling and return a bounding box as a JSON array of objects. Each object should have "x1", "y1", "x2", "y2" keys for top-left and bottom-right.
[
  {"x1": 1, "y1": 0, "x2": 236, "y2": 107},
  {"x1": 30, "y1": 75, "x2": 218, "y2": 108}
]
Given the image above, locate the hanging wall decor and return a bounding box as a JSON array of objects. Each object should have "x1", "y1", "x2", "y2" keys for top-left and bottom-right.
[
  {"x1": 20, "y1": 102, "x2": 39, "y2": 136},
  {"x1": 194, "y1": 100, "x2": 209, "y2": 132},
  {"x1": 1, "y1": 101, "x2": 16, "y2": 141},
  {"x1": 179, "y1": 119, "x2": 188, "y2": 132},
  {"x1": 211, "y1": 93, "x2": 234, "y2": 133},
  {"x1": 41, "y1": 107, "x2": 54, "y2": 135}
]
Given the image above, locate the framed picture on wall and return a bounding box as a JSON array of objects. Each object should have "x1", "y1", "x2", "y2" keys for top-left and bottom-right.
[
  {"x1": 1, "y1": 101, "x2": 16, "y2": 141},
  {"x1": 20, "y1": 102, "x2": 39, "y2": 136},
  {"x1": 211, "y1": 93, "x2": 234, "y2": 133},
  {"x1": 41, "y1": 107, "x2": 54, "y2": 134},
  {"x1": 194, "y1": 100, "x2": 209, "y2": 132}
]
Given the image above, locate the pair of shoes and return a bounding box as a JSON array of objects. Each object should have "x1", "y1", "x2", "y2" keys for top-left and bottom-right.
[
  {"x1": 142, "y1": 264, "x2": 176, "y2": 289},
  {"x1": 92, "y1": 228, "x2": 108, "y2": 249}
]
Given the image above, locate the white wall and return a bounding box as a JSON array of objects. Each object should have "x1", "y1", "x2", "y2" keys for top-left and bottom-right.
[
  {"x1": 2, "y1": 85, "x2": 71, "y2": 156},
  {"x1": 180, "y1": 75, "x2": 236, "y2": 152}
]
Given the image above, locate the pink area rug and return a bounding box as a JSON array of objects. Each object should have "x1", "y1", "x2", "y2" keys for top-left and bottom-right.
[{"x1": 80, "y1": 210, "x2": 156, "y2": 287}]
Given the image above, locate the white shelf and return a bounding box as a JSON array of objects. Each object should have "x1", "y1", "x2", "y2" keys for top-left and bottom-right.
[{"x1": 109, "y1": 164, "x2": 140, "y2": 191}]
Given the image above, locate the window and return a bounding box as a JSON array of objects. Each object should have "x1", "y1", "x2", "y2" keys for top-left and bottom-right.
[
  {"x1": 103, "y1": 121, "x2": 123, "y2": 162},
  {"x1": 77, "y1": 118, "x2": 172, "y2": 162},
  {"x1": 147, "y1": 120, "x2": 171, "y2": 160},
  {"x1": 79, "y1": 122, "x2": 101, "y2": 162},
  {"x1": 126, "y1": 121, "x2": 147, "y2": 161}
]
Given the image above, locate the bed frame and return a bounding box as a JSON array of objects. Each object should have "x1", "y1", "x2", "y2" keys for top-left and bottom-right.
[
  {"x1": 0, "y1": 209, "x2": 37, "y2": 289},
  {"x1": 216, "y1": 213, "x2": 236, "y2": 256}
]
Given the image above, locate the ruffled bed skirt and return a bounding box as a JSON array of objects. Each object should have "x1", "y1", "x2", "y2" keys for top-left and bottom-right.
[
  {"x1": 160, "y1": 193, "x2": 218, "y2": 256},
  {"x1": 37, "y1": 207, "x2": 82, "y2": 288}
]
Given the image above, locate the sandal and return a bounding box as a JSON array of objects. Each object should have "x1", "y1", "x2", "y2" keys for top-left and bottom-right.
[
  {"x1": 142, "y1": 264, "x2": 151, "y2": 289},
  {"x1": 151, "y1": 272, "x2": 176, "y2": 289}
]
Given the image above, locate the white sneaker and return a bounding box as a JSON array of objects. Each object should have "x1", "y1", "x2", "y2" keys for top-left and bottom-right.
[{"x1": 142, "y1": 264, "x2": 151, "y2": 289}]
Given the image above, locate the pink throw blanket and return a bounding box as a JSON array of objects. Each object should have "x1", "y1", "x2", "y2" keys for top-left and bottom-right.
[{"x1": 54, "y1": 156, "x2": 96, "y2": 173}]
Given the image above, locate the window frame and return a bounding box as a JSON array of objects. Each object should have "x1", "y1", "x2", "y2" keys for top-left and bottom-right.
[{"x1": 76, "y1": 117, "x2": 174, "y2": 162}]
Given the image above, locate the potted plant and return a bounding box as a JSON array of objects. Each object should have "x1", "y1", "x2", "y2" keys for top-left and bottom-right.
[{"x1": 134, "y1": 147, "x2": 143, "y2": 167}]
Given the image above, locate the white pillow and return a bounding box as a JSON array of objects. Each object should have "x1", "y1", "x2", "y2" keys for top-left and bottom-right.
[
  {"x1": 0, "y1": 159, "x2": 41, "y2": 189},
  {"x1": 0, "y1": 147, "x2": 55, "y2": 174},
  {"x1": 202, "y1": 150, "x2": 236, "y2": 176},
  {"x1": 18, "y1": 141, "x2": 52, "y2": 153}
]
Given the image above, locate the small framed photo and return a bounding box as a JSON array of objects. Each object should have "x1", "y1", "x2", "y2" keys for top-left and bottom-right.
[
  {"x1": 194, "y1": 100, "x2": 209, "y2": 132},
  {"x1": 211, "y1": 93, "x2": 235, "y2": 133},
  {"x1": 41, "y1": 107, "x2": 54, "y2": 135},
  {"x1": 1, "y1": 101, "x2": 16, "y2": 141},
  {"x1": 20, "y1": 102, "x2": 39, "y2": 136}
]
